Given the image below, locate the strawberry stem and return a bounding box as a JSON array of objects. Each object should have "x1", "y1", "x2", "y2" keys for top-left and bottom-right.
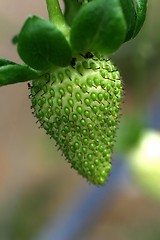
[{"x1": 46, "y1": 0, "x2": 70, "y2": 40}]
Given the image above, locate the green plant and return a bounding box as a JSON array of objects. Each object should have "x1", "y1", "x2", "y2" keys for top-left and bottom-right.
[{"x1": 0, "y1": 0, "x2": 147, "y2": 185}]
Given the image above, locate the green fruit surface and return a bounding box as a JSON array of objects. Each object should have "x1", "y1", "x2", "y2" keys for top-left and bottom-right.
[{"x1": 31, "y1": 53, "x2": 123, "y2": 185}]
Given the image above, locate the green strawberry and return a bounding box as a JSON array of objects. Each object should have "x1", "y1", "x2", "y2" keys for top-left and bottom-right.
[{"x1": 31, "y1": 53, "x2": 123, "y2": 185}]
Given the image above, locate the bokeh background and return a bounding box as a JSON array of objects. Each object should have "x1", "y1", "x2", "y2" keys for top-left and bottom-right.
[{"x1": 0, "y1": 1, "x2": 160, "y2": 239}]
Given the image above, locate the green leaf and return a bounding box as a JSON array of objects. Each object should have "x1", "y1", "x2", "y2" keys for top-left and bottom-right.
[
  {"x1": 18, "y1": 16, "x2": 72, "y2": 70},
  {"x1": 133, "y1": 0, "x2": 148, "y2": 38},
  {"x1": 64, "y1": 0, "x2": 82, "y2": 26},
  {"x1": 119, "y1": 0, "x2": 137, "y2": 42},
  {"x1": 70, "y1": 0, "x2": 126, "y2": 55},
  {"x1": 0, "y1": 62, "x2": 40, "y2": 87},
  {"x1": 0, "y1": 58, "x2": 16, "y2": 67},
  {"x1": 12, "y1": 35, "x2": 19, "y2": 45}
]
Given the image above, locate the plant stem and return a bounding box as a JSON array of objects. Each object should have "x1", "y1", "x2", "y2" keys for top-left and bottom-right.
[{"x1": 46, "y1": 0, "x2": 70, "y2": 38}]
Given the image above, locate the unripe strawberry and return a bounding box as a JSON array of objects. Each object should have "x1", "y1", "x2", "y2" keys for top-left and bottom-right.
[{"x1": 31, "y1": 53, "x2": 123, "y2": 185}]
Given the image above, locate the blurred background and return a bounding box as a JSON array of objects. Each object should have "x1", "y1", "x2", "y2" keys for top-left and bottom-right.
[{"x1": 0, "y1": 1, "x2": 160, "y2": 239}]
